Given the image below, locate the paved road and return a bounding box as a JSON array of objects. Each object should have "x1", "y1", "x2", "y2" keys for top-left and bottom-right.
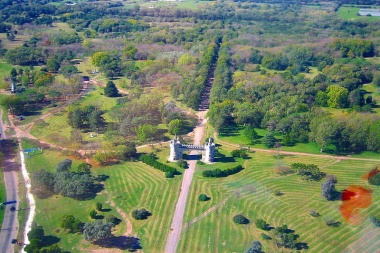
[
  {"x1": 165, "y1": 112, "x2": 207, "y2": 253},
  {"x1": 0, "y1": 114, "x2": 19, "y2": 253}
]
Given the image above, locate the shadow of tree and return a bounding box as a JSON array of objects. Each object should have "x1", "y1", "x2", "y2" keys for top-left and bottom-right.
[
  {"x1": 95, "y1": 236, "x2": 142, "y2": 251},
  {"x1": 43, "y1": 235, "x2": 61, "y2": 247}
]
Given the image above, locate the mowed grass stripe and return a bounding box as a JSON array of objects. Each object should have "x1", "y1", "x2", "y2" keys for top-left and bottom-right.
[{"x1": 179, "y1": 151, "x2": 380, "y2": 253}]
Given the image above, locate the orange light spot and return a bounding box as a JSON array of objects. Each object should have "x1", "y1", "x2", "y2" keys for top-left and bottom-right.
[{"x1": 339, "y1": 186, "x2": 372, "y2": 225}]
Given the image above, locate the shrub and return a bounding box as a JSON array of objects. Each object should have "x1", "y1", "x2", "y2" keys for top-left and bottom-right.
[
  {"x1": 132, "y1": 208, "x2": 151, "y2": 220},
  {"x1": 233, "y1": 214, "x2": 250, "y2": 224},
  {"x1": 177, "y1": 159, "x2": 188, "y2": 169},
  {"x1": 106, "y1": 215, "x2": 121, "y2": 225},
  {"x1": 323, "y1": 217, "x2": 341, "y2": 227},
  {"x1": 60, "y1": 215, "x2": 83, "y2": 233},
  {"x1": 202, "y1": 165, "x2": 244, "y2": 178},
  {"x1": 231, "y1": 149, "x2": 248, "y2": 159},
  {"x1": 261, "y1": 233, "x2": 271, "y2": 240},
  {"x1": 291, "y1": 163, "x2": 325, "y2": 181},
  {"x1": 139, "y1": 154, "x2": 179, "y2": 177},
  {"x1": 274, "y1": 190, "x2": 283, "y2": 196},
  {"x1": 90, "y1": 210, "x2": 97, "y2": 219},
  {"x1": 370, "y1": 216, "x2": 380, "y2": 227},
  {"x1": 197, "y1": 160, "x2": 205, "y2": 165},
  {"x1": 255, "y1": 219, "x2": 269, "y2": 230},
  {"x1": 198, "y1": 194, "x2": 210, "y2": 201},
  {"x1": 96, "y1": 202, "x2": 102, "y2": 211},
  {"x1": 309, "y1": 210, "x2": 320, "y2": 217},
  {"x1": 368, "y1": 169, "x2": 380, "y2": 185}
]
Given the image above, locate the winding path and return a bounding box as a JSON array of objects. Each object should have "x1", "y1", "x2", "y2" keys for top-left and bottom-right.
[{"x1": 165, "y1": 111, "x2": 207, "y2": 253}]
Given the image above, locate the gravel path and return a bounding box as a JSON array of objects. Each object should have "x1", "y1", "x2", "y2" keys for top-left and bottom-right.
[{"x1": 164, "y1": 111, "x2": 207, "y2": 253}]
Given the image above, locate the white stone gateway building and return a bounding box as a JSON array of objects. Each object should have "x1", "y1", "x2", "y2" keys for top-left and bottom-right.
[{"x1": 169, "y1": 136, "x2": 215, "y2": 163}]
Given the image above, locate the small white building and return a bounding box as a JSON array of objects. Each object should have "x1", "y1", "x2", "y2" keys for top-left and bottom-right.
[{"x1": 358, "y1": 8, "x2": 380, "y2": 17}]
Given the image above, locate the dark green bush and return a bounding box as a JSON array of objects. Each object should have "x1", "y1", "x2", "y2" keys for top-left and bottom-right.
[
  {"x1": 139, "y1": 154, "x2": 179, "y2": 177},
  {"x1": 233, "y1": 214, "x2": 250, "y2": 224},
  {"x1": 202, "y1": 165, "x2": 244, "y2": 178},
  {"x1": 198, "y1": 194, "x2": 210, "y2": 201}
]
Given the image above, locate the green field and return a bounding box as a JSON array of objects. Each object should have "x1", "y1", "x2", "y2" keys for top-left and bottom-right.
[
  {"x1": 0, "y1": 61, "x2": 13, "y2": 89},
  {"x1": 24, "y1": 144, "x2": 183, "y2": 252},
  {"x1": 178, "y1": 150, "x2": 380, "y2": 253},
  {"x1": 30, "y1": 85, "x2": 118, "y2": 146},
  {"x1": 337, "y1": 6, "x2": 380, "y2": 21}
]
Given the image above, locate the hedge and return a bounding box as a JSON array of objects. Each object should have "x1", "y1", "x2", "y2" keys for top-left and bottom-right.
[
  {"x1": 139, "y1": 154, "x2": 179, "y2": 178},
  {"x1": 202, "y1": 165, "x2": 244, "y2": 178}
]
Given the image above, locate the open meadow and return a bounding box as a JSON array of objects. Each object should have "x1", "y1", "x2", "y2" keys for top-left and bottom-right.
[{"x1": 178, "y1": 149, "x2": 380, "y2": 253}]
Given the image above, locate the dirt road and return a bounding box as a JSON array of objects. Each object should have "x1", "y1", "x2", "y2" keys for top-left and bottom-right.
[{"x1": 165, "y1": 111, "x2": 207, "y2": 253}]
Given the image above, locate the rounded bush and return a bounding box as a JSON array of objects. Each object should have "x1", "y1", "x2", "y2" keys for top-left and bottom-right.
[
  {"x1": 368, "y1": 171, "x2": 380, "y2": 185},
  {"x1": 198, "y1": 194, "x2": 209, "y2": 201},
  {"x1": 233, "y1": 214, "x2": 249, "y2": 224}
]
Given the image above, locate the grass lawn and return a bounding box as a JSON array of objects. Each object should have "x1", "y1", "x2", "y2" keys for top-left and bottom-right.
[
  {"x1": 0, "y1": 168, "x2": 5, "y2": 227},
  {"x1": 30, "y1": 86, "x2": 117, "y2": 146},
  {"x1": 337, "y1": 6, "x2": 380, "y2": 21},
  {"x1": 23, "y1": 143, "x2": 183, "y2": 252},
  {"x1": 0, "y1": 61, "x2": 13, "y2": 89},
  {"x1": 178, "y1": 150, "x2": 380, "y2": 253}
]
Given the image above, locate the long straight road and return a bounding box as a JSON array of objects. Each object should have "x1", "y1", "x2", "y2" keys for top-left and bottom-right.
[
  {"x1": 165, "y1": 112, "x2": 207, "y2": 253},
  {"x1": 0, "y1": 114, "x2": 19, "y2": 253}
]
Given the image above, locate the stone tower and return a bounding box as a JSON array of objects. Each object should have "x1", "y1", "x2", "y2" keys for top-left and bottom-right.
[
  {"x1": 169, "y1": 135, "x2": 182, "y2": 161},
  {"x1": 203, "y1": 138, "x2": 215, "y2": 163}
]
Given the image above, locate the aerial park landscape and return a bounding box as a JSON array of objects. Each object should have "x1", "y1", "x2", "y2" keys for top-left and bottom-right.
[{"x1": 0, "y1": 0, "x2": 380, "y2": 252}]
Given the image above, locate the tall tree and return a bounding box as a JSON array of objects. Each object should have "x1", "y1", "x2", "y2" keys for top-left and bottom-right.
[{"x1": 104, "y1": 81, "x2": 119, "y2": 97}]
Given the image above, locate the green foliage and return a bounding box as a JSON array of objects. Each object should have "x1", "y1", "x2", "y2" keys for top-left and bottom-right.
[
  {"x1": 243, "y1": 125, "x2": 259, "y2": 144},
  {"x1": 255, "y1": 218, "x2": 269, "y2": 230},
  {"x1": 83, "y1": 220, "x2": 113, "y2": 242},
  {"x1": 168, "y1": 119, "x2": 185, "y2": 135},
  {"x1": 331, "y1": 38, "x2": 374, "y2": 58},
  {"x1": 56, "y1": 159, "x2": 72, "y2": 172},
  {"x1": 0, "y1": 95, "x2": 25, "y2": 115},
  {"x1": 368, "y1": 169, "x2": 380, "y2": 186},
  {"x1": 198, "y1": 194, "x2": 210, "y2": 201},
  {"x1": 323, "y1": 217, "x2": 341, "y2": 227},
  {"x1": 274, "y1": 224, "x2": 298, "y2": 249},
  {"x1": 291, "y1": 163, "x2": 325, "y2": 181},
  {"x1": 261, "y1": 233, "x2": 271, "y2": 240},
  {"x1": 139, "y1": 154, "x2": 179, "y2": 177},
  {"x1": 202, "y1": 165, "x2": 244, "y2": 178},
  {"x1": 5, "y1": 46, "x2": 44, "y2": 65},
  {"x1": 262, "y1": 131, "x2": 276, "y2": 148},
  {"x1": 104, "y1": 81, "x2": 119, "y2": 97},
  {"x1": 309, "y1": 210, "x2": 320, "y2": 217},
  {"x1": 96, "y1": 202, "x2": 103, "y2": 211},
  {"x1": 177, "y1": 159, "x2": 188, "y2": 169},
  {"x1": 370, "y1": 216, "x2": 380, "y2": 227},
  {"x1": 233, "y1": 214, "x2": 250, "y2": 224},
  {"x1": 326, "y1": 85, "x2": 348, "y2": 108},
  {"x1": 54, "y1": 171, "x2": 96, "y2": 199},
  {"x1": 58, "y1": 65, "x2": 78, "y2": 77},
  {"x1": 132, "y1": 208, "x2": 151, "y2": 220},
  {"x1": 231, "y1": 149, "x2": 248, "y2": 159},
  {"x1": 60, "y1": 215, "x2": 83, "y2": 233},
  {"x1": 134, "y1": 124, "x2": 158, "y2": 142},
  {"x1": 27, "y1": 225, "x2": 45, "y2": 242},
  {"x1": 51, "y1": 32, "x2": 82, "y2": 45},
  {"x1": 68, "y1": 106, "x2": 105, "y2": 131},
  {"x1": 30, "y1": 169, "x2": 55, "y2": 195},
  {"x1": 90, "y1": 210, "x2": 97, "y2": 219},
  {"x1": 77, "y1": 163, "x2": 92, "y2": 174},
  {"x1": 321, "y1": 175, "x2": 338, "y2": 200},
  {"x1": 246, "y1": 240, "x2": 263, "y2": 253}
]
